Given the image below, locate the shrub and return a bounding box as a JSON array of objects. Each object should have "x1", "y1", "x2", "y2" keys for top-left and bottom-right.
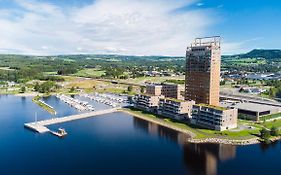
[{"x1": 270, "y1": 126, "x2": 279, "y2": 136}]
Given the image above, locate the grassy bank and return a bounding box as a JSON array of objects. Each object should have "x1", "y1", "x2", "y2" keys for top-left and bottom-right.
[
  {"x1": 32, "y1": 96, "x2": 56, "y2": 115},
  {"x1": 122, "y1": 107, "x2": 261, "y2": 141}
]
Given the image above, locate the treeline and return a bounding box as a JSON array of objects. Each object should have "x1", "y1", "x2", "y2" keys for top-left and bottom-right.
[
  {"x1": 262, "y1": 80, "x2": 281, "y2": 98},
  {"x1": 0, "y1": 69, "x2": 65, "y2": 83},
  {"x1": 34, "y1": 81, "x2": 58, "y2": 93}
]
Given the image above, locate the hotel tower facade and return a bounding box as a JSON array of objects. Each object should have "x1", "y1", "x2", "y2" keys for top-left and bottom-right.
[{"x1": 185, "y1": 36, "x2": 221, "y2": 106}]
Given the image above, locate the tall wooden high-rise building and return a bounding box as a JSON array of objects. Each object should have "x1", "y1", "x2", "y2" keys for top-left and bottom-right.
[{"x1": 185, "y1": 36, "x2": 221, "y2": 106}]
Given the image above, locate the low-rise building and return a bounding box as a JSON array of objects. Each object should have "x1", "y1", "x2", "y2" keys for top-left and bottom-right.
[
  {"x1": 231, "y1": 102, "x2": 281, "y2": 121},
  {"x1": 161, "y1": 83, "x2": 184, "y2": 99},
  {"x1": 191, "y1": 104, "x2": 238, "y2": 131},
  {"x1": 158, "y1": 98, "x2": 195, "y2": 120},
  {"x1": 146, "y1": 84, "x2": 162, "y2": 96},
  {"x1": 134, "y1": 94, "x2": 163, "y2": 113},
  {"x1": 146, "y1": 83, "x2": 184, "y2": 99}
]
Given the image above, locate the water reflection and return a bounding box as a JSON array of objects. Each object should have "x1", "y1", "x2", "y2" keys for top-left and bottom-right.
[
  {"x1": 183, "y1": 143, "x2": 236, "y2": 175},
  {"x1": 133, "y1": 117, "x2": 236, "y2": 175},
  {"x1": 133, "y1": 117, "x2": 190, "y2": 144},
  {"x1": 259, "y1": 141, "x2": 279, "y2": 152}
]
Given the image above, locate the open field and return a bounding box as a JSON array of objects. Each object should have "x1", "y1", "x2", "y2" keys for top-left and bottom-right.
[
  {"x1": 73, "y1": 68, "x2": 106, "y2": 78},
  {"x1": 60, "y1": 76, "x2": 140, "y2": 95},
  {"x1": 223, "y1": 58, "x2": 267, "y2": 65},
  {"x1": 123, "y1": 76, "x2": 185, "y2": 85},
  {"x1": 0, "y1": 67, "x2": 15, "y2": 71}
]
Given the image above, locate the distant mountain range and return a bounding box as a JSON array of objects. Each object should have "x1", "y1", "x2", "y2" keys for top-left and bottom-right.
[{"x1": 232, "y1": 49, "x2": 281, "y2": 59}]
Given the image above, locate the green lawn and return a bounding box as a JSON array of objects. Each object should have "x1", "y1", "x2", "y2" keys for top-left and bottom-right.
[
  {"x1": 260, "y1": 112, "x2": 281, "y2": 121},
  {"x1": 264, "y1": 119, "x2": 281, "y2": 128}
]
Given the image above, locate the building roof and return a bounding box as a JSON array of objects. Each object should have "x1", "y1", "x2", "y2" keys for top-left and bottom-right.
[
  {"x1": 164, "y1": 98, "x2": 185, "y2": 103},
  {"x1": 146, "y1": 84, "x2": 162, "y2": 88},
  {"x1": 196, "y1": 103, "x2": 227, "y2": 111},
  {"x1": 232, "y1": 102, "x2": 278, "y2": 113}
]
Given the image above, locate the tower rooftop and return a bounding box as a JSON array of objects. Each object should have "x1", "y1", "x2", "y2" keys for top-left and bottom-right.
[{"x1": 191, "y1": 36, "x2": 221, "y2": 47}]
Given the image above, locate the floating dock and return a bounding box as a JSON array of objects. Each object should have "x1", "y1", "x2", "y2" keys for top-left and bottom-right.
[{"x1": 24, "y1": 108, "x2": 120, "y2": 133}]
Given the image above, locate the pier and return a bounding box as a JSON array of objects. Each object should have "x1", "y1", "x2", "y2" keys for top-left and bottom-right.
[{"x1": 24, "y1": 107, "x2": 120, "y2": 133}]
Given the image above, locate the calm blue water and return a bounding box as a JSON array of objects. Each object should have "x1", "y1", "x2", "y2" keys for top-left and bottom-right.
[{"x1": 0, "y1": 95, "x2": 280, "y2": 175}]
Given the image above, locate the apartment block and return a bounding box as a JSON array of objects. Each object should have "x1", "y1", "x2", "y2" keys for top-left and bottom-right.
[
  {"x1": 158, "y1": 98, "x2": 195, "y2": 120},
  {"x1": 134, "y1": 94, "x2": 163, "y2": 113},
  {"x1": 185, "y1": 36, "x2": 221, "y2": 106},
  {"x1": 191, "y1": 104, "x2": 238, "y2": 131},
  {"x1": 146, "y1": 84, "x2": 162, "y2": 96},
  {"x1": 146, "y1": 83, "x2": 184, "y2": 99}
]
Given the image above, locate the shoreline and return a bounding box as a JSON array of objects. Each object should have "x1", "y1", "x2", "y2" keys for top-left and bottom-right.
[
  {"x1": 120, "y1": 108, "x2": 264, "y2": 146},
  {"x1": 15, "y1": 92, "x2": 40, "y2": 97},
  {"x1": 32, "y1": 95, "x2": 56, "y2": 115},
  {"x1": 120, "y1": 109, "x2": 197, "y2": 138}
]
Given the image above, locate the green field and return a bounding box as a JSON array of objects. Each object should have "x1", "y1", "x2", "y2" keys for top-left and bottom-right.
[
  {"x1": 126, "y1": 76, "x2": 185, "y2": 84},
  {"x1": 260, "y1": 112, "x2": 281, "y2": 121},
  {"x1": 224, "y1": 58, "x2": 267, "y2": 66},
  {"x1": 74, "y1": 68, "x2": 106, "y2": 78}
]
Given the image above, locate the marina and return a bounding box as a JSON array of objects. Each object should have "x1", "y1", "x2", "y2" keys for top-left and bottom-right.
[
  {"x1": 80, "y1": 93, "x2": 128, "y2": 107},
  {"x1": 38, "y1": 99, "x2": 54, "y2": 109},
  {"x1": 56, "y1": 94, "x2": 95, "y2": 111}
]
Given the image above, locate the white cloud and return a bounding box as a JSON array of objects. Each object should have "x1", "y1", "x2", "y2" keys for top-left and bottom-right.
[
  {"x1": 223, "y1": 37, "x2": 264, "y2": 55},
  {"x1": 0, "y1": 0, "x2": 216, "y2": 56}
]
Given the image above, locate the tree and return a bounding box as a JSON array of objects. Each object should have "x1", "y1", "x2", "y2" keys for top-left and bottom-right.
[
  {"x1": 127, "y1": 85, "x2": 133, "y2": 92},
  {"x1": 140, "y1": 86, "x2": 145, "y2": 93},
  {"x1": 69, "y1": 86, "x2": 75, "y2": 93},
  {"x1": 220, "y1": 80, "x2": 226, "y2": 86},
  {"x1": 20, "y1": 86, "x2": 26, "y2": 93},
  {"x1": 270, "y1": 126, "x2": 279, "y2": 136},
  {"x1": 34, "y1": 82, "x2": 40, "y2": 92},
  {"x1": 260, "y1": 128, "x2": 270, "y2": 141},
  {"x1": 38, "y1": 81, "x2": 56, "y2": 93}
]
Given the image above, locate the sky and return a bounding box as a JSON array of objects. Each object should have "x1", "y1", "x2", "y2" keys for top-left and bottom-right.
[{"x1": 0, "y1": 0, "x2": 280, "y2": 56}]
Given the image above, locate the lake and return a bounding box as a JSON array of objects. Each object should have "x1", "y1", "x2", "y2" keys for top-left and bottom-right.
[{"x1": 0, "y1": 95, "x2": 280, "y2": 175}]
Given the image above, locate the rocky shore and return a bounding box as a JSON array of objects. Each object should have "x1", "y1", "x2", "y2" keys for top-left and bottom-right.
[{"x1": 187, "y1": 137, "x2": 260, "y2": 146}]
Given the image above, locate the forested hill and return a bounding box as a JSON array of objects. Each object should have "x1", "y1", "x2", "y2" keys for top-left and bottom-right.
[{"x1": 237, "y1": 49, "x2": 281, "y2": 59}]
